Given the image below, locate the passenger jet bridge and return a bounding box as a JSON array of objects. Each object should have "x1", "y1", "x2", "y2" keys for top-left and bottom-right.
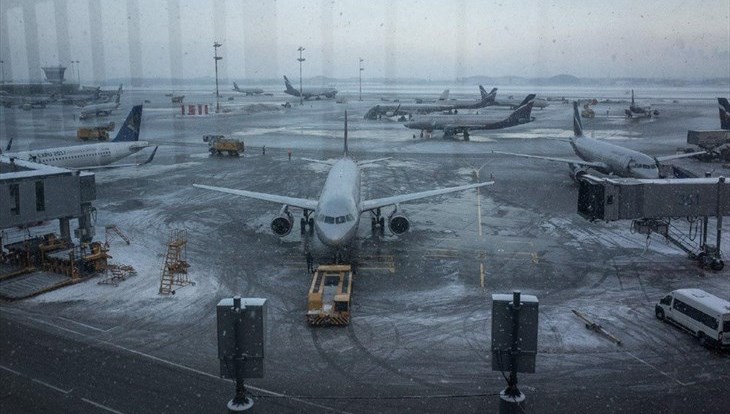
[{"x1": 577, "y1": 174, "x2": 729, "y2": 270}]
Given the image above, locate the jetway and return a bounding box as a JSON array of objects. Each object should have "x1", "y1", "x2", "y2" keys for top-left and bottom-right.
[{"x1": 578, "y1": 175, "x2": 729, "y2": 270}]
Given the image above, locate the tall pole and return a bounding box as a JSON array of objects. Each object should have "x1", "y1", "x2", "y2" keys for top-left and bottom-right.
[
  {"x1": 297, "y1": 46, "x2": 305, "y2": 105},
  {"x1": 359, "y1": 58, "x2": 364, "y2": 101},
  {"x1": 214, "y1": 42, "x2": 223, "y2": 113},
  {"x1": 74, "y1": 60, "x2": 80, "y2": 87},
  {"x1": 0, "y1": 60, "x2": 4, "y2": 84}
]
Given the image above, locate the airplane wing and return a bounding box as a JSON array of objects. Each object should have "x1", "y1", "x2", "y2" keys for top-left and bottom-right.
[
  {"x1": 356, "y1": 157, "x2": 391, "y2": 166},
  {"x1": 301, "y1": 157, "x2": 336, "y2": 166},
  {"x1": 655, "y1": 151, "x2": 708, "y2": 162},
  {"x1": 76, "y1": 146, "x2": 159, "y2": 170},
  {"x1": 491, "y1": 150, "x2": 609, "y2": 169},
  {"x1": 193, "y1": 184, "x2": 318, "y2": 211},
  {"x1": 361, "y1": 181, "x2": 492, "y2": 212}
]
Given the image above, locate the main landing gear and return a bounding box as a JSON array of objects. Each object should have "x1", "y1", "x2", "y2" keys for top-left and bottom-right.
[{"x1": 370, "y1": 208, "x2": 385, "y2": 236}]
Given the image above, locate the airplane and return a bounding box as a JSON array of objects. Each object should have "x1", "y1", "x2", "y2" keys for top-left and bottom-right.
[
  {"x1": 283, "y1": 75, "x2": 337, "y2": 100},
  {"x1": 0, "y1": 91, "x2": 57, "y2": 109},
  {"x1": 403, "y1": 94, "x2": 536, "y2": 140},
  {"x1": 193, "y1": 112, "x2": 492, "y2": 249},
  {"x1": 625, "y1": 89, "x2": 658, "y2": 119},
  {"x1": 491, "y1": 101, "x2": 705, "y2": 180},
  {"x1": 411, "y1": 89, "x2": 450, "y2": 104},
  {"x1": 232, "y1": 82, "x2": 264, "y2": 96},
  {"x1": 719, "y1": 98, "x2": 730, "y2": 130},
  {"x1": 364, "y1": 86, "x2": 497, "y2": 120},
  {"x1": 2, "y1": 105, "x2": 158, "y2": 170},
  {"x1": 79, "y1": 84, "x2": 123, "y2": 119},
  {"x1": 488, "y1": 91, "x2": 549, "y2": 109}
]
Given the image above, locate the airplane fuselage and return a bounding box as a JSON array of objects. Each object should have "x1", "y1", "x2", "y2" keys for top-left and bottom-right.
[
  {"x1": 8, "y1": 141, "x2": 150, "y2": 169},
  {"x1": 80, "y1": 102, "x2": 119, "y2": 118},
  {"x1": 572, "y1": 136, "x2": 660, "y2": 178},
  {"x1": 313, "y1": 158, "x2": 361, "y2": 247}
]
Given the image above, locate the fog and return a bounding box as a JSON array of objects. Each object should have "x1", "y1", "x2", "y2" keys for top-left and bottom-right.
[{"x1": 1, "y1": 0, "x2": 728, "y2": 82}]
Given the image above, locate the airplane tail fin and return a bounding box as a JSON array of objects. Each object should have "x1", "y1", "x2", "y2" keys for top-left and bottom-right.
[
  {"x1": 480, "y1": 86, "x2": 497, "y2": 103},
  {"x1": 344, "y1": 111, "x2": 349, "y2": 157},
  {"x1": 573, "y1": 101, "x2": 584, "y2": 137},
  {"x1": 283, "y1": 76, "x2": 296, "y2": 92},
  {"x1": 112, "y1": 105, "x2": 143, "y2": 142},
  {"x1": 114, "y1": 84, "x2": 123, "y2": 105},
  {"x1": 516, "y1": 93, "x2": 536, "y2": 108},
  {"x1": 233, "y1": 81, "x2": 239, "y2": 91},
  {"x1": 631, "y1": 89, "x2": 635, "y2": 106},
  {"x1": 506, "y1": 97, "x2": 535, "y2": 124},
  {"x1": 719, "y1": 97, "x2": 730, "y2": 130},
  {"x1": 1, "y1": 137, "x2": 12, "y2": 154},
  {"x1": 437, "y1": 89, "x2": 450, "y2": 101}
]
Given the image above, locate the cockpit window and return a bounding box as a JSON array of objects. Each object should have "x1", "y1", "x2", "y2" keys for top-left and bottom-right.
[
  {"x1": 324, "y1": 216, "x2": 335, "y2": 224},
  {"x1": 336, "y1": 216, "x2": 346, "y2": 224},
  {"x1": 346, "y1": 214, "x2": 354, "y2": 222}
]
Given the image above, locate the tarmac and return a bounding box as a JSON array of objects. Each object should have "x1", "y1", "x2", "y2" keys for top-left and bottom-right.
[{"x1": 1, "y1": 85, "x2": 729, "y2": 413}]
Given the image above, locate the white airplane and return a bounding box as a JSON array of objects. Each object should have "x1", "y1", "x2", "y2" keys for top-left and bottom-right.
[
  {"x1": 1, "y1": 105, "x2": 157, "y2": 170},
  {"x1": 232, "y1": 82, "x2": 264, "y2": 96},
  {"x1": 194, "y1": 113, "x2": 491, "y2": 249},
  {"x1": 283, "y1": 76, "x2": 337, "y2": 100},
  {"x1": 79, "y1": 84, "x2": 122, "y2": 119},
  {"x1": 492, "y1": 101, "x2": 705, "y2": 180}
]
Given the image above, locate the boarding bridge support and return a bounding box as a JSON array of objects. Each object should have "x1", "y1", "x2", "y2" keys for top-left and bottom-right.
[{"x1": 578, "y1": 175, "x2": 729, "y2": 270}]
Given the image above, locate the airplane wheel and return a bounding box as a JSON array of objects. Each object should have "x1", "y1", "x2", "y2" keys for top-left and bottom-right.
[
  {"x1": 300, "y1": 218, "x2": 306, "y2": 235},
  {"x1": 379, "y1": 217, "x2": 385, "y2": 235},
  {"x1": 371, "y1": 217, "x2": 377, "y2": 232},
  {"x1": 308, "y1": 218, "x2": 314, "y2": 235},
  {"x1": 711, "y1": 259, "x2": 724, "y2": 271}
]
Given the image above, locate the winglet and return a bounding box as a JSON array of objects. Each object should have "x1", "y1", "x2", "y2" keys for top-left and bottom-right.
[
  {"x1": 142, "y1": 146, "x2": 158, "y2": 165},
  {"x1": 112, "y1": 105, "x2": 143, "y2": 142},
  {"x1": 344, "y1": 111, "x2": 349, "y2": 157},
  {"x1": 719, "y1": 97, "x2": 730, "y2": 130},
  {"x1": 480, "y1": 86, "x2": 497, "y2": 103},
  {"x1": 573, "y1": 101, "x2": 584, "y2": 137}
]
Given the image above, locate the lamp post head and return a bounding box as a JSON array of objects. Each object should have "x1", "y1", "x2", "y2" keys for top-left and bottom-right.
[{"x1": 214, "y1": 42, "x2": 222, "y2": 48}]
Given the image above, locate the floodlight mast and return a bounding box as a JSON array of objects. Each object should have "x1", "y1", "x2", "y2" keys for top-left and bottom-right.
[
  {"x1": 297, "y1": 46, "x2": 305, "y2": 105},
  {"x1": 214, "y1": 42, "x2": 223, "y2": 113},
  {"x1": 359, "y1": 58, "x2": 364, "y2": 101}
]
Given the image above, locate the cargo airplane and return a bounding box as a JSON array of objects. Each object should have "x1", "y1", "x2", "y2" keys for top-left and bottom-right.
[
  {"x1": 194, "y1": 113, "x2": 492, "y2": 249},
  {"x1": 492, "y1": 101, "x2": 705, "y2": 180},
  {"x1": 283, "y1": 76, "x2": 337, "y2": 99},
  {"x1": 1, "y1": 105, "x2": 157, "y2": 170},
  {"x1": 232, "y1": 82, "x2": 264, "y2": 95},
  {"x1": 403, "y1": 94, "x2": 535, "y2": 140},
  {"x1": 79, "y1": 84, "x2": 122, "y2": 119}
]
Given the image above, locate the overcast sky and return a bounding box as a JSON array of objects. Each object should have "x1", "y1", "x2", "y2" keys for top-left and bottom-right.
[{"x1": 1, "y1": 0, "x2": 728, "y2": 82}]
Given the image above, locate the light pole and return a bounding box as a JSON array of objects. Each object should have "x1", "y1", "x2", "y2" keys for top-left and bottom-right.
[
  {"x1": 213, "y1": 42, "x2": 223, "y2": 113},
  {"x1": 0, "y1": 60, "x2": 5, "y2": 84},
  {"x1": 297, "y1": 46, "x2": 305, "y2": 105},
  {"x1": 71, "y1": 60, "x2": 80, "y2": 87},
  {"x1": 359, "y1": 58, "x2": 364, "y2": 101}
]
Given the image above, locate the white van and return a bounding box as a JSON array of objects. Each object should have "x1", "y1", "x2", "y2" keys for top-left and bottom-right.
[{"x1": 655, "y1": 288, "x2": 730, "y2": 349}]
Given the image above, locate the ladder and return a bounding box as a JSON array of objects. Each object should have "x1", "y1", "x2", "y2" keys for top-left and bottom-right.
[
  {"x1": 158, "y1": 229, "x2": 191, "y2": 295},
  {"x1": 105, "y1": 225, "x2": 131, "y2": 246}
]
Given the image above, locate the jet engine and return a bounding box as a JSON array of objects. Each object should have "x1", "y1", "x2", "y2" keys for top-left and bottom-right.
[
  {"x1": 271, "y1": 206, "x2": 294, "y2": 236},
  {"x1": 388, "y1": 210, "x2": 410, "y2": 234},
  {"x1": 569, "y1": 164, "x2": 589, "y2": 181}
]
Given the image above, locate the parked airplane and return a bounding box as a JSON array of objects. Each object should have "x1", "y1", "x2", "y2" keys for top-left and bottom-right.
[
  {"x1": 194, "y1": 113, "x2": 491, "y2": 249},
  {"x1": 364, "y1": 86, "x2": 497, "y2": 120},
  {"x1": 403, "y1": 94, "x2": 535, "y2": 140},
  {"x1": 625, "y1": 89, "x2": 658, "y2": 118},
  {"x1": 489, "y1": 91, "x2": 549, "y2": 109},
  {"x1": 283, "y1": 76, "x2": 337, "y2": 99},
  {"x1": 2, "y1": 105, "x2": 157, "y2": 170},
  {"x1": 0, "y1": 91, "x2": 57, "y2": 109},
  {"x1": 719, "y1": 98, "x2": 730, "y2": 130},
  {"x1": 79, "y1": 84, "x2": 122, "y2": 119},
  {"x1": 492, "y1": 101, "x2": 705, "y2": 180},
  {"x1": 232, "y1": 82, "x2": 264, "y2": 96},
  {"x1": 411, "y1": 89, "x2": 450, "y2": 103}
]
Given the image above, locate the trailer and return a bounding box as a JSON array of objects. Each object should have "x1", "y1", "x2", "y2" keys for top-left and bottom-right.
[
  {"x1": 203, "y1": 134, "x2": 245, "y2": 156},
  {"x1": 307, "y1": 264, "x2": 353, "y2": 326}
]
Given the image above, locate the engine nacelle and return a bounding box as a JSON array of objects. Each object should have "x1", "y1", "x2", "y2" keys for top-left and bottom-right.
[
  {"x1": 271, "y1": 210, "x2": 294, "y2": 236},
  {"x1": 569, "y1": 164, "x2": 589, "y2": 181},
  {"x1": 388, "y1": 211, "x2": 410, "y2": 235}
]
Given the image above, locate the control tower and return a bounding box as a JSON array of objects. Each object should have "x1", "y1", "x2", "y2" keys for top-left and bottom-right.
[{"x1": 42, "y1": 65, "x2": 67, "y2": 84}]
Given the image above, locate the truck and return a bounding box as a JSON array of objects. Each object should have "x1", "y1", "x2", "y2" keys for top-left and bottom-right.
[
  {"x1": 307, "y1": 264, "x2": 353, "y2": 326},
  {"x1": 203, "y1": 135, "x2": 245, "y2": 156},
  {"x1": 77, "y1": 122, "x2": 115, "y2": 141}
]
